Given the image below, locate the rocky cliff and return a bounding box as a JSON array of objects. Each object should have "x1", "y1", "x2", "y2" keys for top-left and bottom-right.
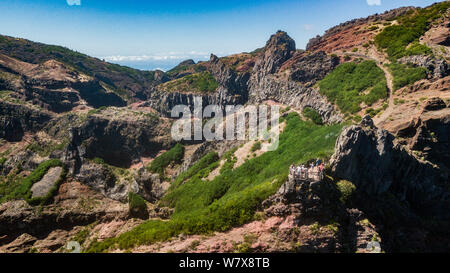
[{"x1": 331, "y1": 116, "x2": 450, "y2": 220}]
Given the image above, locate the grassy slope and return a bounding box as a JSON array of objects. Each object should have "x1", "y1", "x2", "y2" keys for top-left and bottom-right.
[
  {"x1": 319, "y1": 60, "x2": 388, "y2": 114},
  {"x1": 86, "y1": 113, "x2": 343, "y2": 252},
  {"x1": 375, "y1": 2, "x2": 450, "y2": 60},
  {"x1": 147, "y1": 143, "x2": 185, "y2": 176}
]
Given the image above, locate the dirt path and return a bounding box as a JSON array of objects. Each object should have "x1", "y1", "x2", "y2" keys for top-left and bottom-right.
[{"x1": 335, "y1": 49, "x2": 395, "y2": 125}]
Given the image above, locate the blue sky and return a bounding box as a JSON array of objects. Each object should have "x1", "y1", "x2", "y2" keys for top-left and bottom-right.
[{"x1": 0, "y1": 0, "x2": 442, "y2": 70}]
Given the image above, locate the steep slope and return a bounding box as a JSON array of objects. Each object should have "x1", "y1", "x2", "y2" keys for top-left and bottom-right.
[{"x1": 0, "y1": 35, "x2": 164, "y2": 101}]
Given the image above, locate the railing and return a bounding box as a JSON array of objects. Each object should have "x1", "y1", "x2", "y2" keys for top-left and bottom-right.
[{"x1": 290, "y1": 169, "x2": 324, "y2": 183}]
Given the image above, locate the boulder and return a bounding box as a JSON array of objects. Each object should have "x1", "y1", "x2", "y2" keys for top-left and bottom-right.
[
  {"x1": 30, "y1": 167, "x2": 63, "y2": 199},
  {"x1": 75, "y1": 162, "x2": 127, "y2": 201},
  {"x1": 134, "y1": 169, "x2": 170, "y2": 202}
]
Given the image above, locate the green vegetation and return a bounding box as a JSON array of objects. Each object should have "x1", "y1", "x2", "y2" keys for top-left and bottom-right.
[
  {"x1": 128, "y1": 192, "x2": 147, "y2": 213},
  {"x1": 92, "y1": 157, "x2": 106, "y2": 165},
  {"x1": 170, "y1": 151, "x2": 220, "y2": 190},
  {"x1": 394, "y1": 98, "x2": 406, "y2": 105},
  {"x1": 86, "y1": 113, "x2": 343, "y2": 252},
  {"x1": 162, "y1": 72, "x2": 219, "y2": 93},
  {"x1": 26, "y1": 140, "x2": 69, "y2": 158},
  {"x1": 72, "y1": 228, "x2": 91, "y2": 245},
  {"x1": 0, "y1": 159, "x2": 65, "y2": 205},
  {"x1": 166, "y1": 63, "x2": 206, "y2": 77},
  {"x1": 0, "y1": 157, "x2": 6, "y2": 166},
  {"x1": 365, "y1": 107, "x2": 382, "y2": 118},
  {"x1": 220, "y1": 148, "x2": 238, "y2": 174},
  {"x1": 147, "y1": 144, "x2": 185, "y2": 176},
  {"x1": 388, "y1": 63, "x2": 427, "y2": 90},
  {"x1": 250, "y1": 142, "x2": 262, "y2": 153},
  {"x1": 375, "y1": 2, "x2": 450, "y2": 60},
  {"x1": 336, "y1": 180, "x2": 356, "y2": 206},
  {"x1": 319, "y1": 61, "x2": 388, "y2": 113},
  {"x1": 302, "y1": 107, "x2": 324, "y2": 125}
]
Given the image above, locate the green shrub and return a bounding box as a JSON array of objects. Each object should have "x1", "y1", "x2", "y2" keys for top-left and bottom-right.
[
  {"x1": 336, "y1": 180, "x2": 356, "y2": 205},
  {"x1": 128, "y1": 192, "x2": 147, "y2": 214},
  {"x1": 250, "y1": 142, "x2": 262, "y2": 152},
  {"x1": 405, "y1": 42, "x2": 432, "y2": 56},
  {"x1": 147, "y1": 143, "x2": 185, "y2": 176},
  {"x1": 302, "y1": 107, "x2": 324, "y2": 125},
  {"x1": 220, "y1": 148, "x2": 238, "y2": 174},
  {"x1": 388, "y1": 63, "x2": 427, "y2": 90},
  {"x1": 0, "y1": 157, "x2": 6, "y2": 165},
  {"x1": 92, "y1": 157, "x2": 106, "y2": 165},
  {"x1": 319, "y1": 61, "x2": 388, "y2": 113},
  {"x1": 169, "y1": 151, "x2": 220, "y2": 190},
  {"x1": 86, "y1": 113, "x2": 343, "y2": 252}
]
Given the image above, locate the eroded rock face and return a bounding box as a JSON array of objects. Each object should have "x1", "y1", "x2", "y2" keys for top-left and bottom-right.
[
  {"x1": 75, "y1": 162, "x2": 127, "y2": 202},
  {"x1": 390, "y1": 98, "x2": 450, "y2": 169},
  {"x1": 0, "y1": 101, "x2": 52, "y2": 142},
  {"x1": 248, "y1": 75, "x2": 342, "y2": 123},
  {"x1": 148, "y1": 55, "x2": 249, "y2": 117},
  {"x1": 65, "y1": 114, "x2": 171, "y2": 169},
  {"x1": 398, "y1": 55, "x2": 449, "y2": 79},
  {"x1": 134, "y1": 169, "x2": 170, "y2": 203},
  {"x1": 0, "y1": 200, "x2": 104, "y2": 243},
  {"x1": 247, "y1": 32, "x2": 342, "y2": 123},
  {"x1": 288, "y1": 51, "x2": 340, "y2": 85},
  {"x1": 330, "y1": 116, "x2": 450, "y2": 219}
]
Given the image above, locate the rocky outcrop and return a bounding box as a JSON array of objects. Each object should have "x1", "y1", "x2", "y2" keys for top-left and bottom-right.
[
  {"x1": 248, "y1": 32, "x2": 342, "y2": 123},
  {"x1": 398, "y1": 55, "x2": 449, "y2": 79},
  {"x1": 248, "y1": 75, "x2": 342, "y2": 123},
  {"x1": 330, "y1": 116, "x2": 450, "y2": 219},
  {"x1": 148, "y1": 31, "x2": 342, "y2": 123},
  {"x1": 395, "y1": 98, "x2": 450, "y2": 169},
  {"x1": 74, "y1": 162, "x2": 128, "y2": 201},
  {"x1": 263, "y1": 172, "x2": 382, "y2": 253},
  {"x1": 0, "y1": 100, "x2": 53, "y2": 141},
  {"x1": 0, "y1": 200, "x2": 112, "y2": 244},
  {"x1": 133, "y1": 169, "x2": 170, "y2": 202},
  {"x1": 64, "y1": 113, "x2": 171, "y2": 169},
  {"x1": 287, "y1": 51, "x2": 340, "y2": 85},
  {"x1": 30, "y1": 167, "x2": 64, "y2": 199},
  {"x1": 253, "y1": 31, "x2": 296, "y2": 75},
  {"x1": 148, "y1": 55, "x2": 249, "y2": 117}
]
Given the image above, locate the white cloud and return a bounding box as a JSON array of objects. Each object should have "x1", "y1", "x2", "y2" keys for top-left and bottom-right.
[
  {"x1": 67, "y1": 0, "x2": 81, "y2": 6},
  {"x1": 302, "y1": 24, "x2": 313, "y2": 31},
  {"x1": 366, "y1": 0, "x2": 381, "y2": 6},
  {"x1": 104, "y1": 55, "x2": 189, "y2": 62},
  {"x1": 102, "y1": 52, "x2": 216, "y2": 63}
]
